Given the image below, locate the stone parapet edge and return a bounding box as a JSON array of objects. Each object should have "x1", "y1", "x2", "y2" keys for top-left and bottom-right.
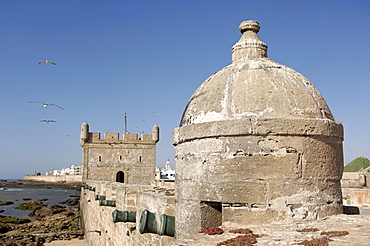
[{"x1": 173, "y1": 118, "x2": 343, "y2": 144}]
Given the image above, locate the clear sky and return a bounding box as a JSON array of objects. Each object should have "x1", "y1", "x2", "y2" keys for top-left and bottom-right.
[{"x1": 1, "y1": 1, "x2": 369, "y2": 179}]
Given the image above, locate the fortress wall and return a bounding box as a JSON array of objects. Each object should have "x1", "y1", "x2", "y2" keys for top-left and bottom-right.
[
  {"x1": 341, "y1": 172, "x2": 370, "y2": 206},
  {"x1": 23, "y1": 175, "x2": 82, "y2": 183},
  {"x1": 80, "y1": 180, "x2": 175, "y2": 246}
]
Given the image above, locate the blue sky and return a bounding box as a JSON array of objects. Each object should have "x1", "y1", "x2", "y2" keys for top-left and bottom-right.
[{"x1": 1, "y1": 1, "x2": 369, "y2": 179}]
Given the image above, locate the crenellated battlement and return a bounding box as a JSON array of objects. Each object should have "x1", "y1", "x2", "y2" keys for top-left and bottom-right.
[
  {"x1": 80, "y1": 122, "x2": 159, "y2": 145},
  {"x1": 88, "y1": 132, "x2": 155, "y2": 143}
]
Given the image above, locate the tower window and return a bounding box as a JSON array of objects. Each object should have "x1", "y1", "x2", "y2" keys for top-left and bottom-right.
[
  {"x1": 116, "y1": 171, "x2": 124, "y2": 183},
  {"x1": 139, "y1": 156, "x2": 142, "y2": 162},
  {"x1": 98, "y1": 156, "x2": 102, "y2": 162},
  {"x1": 119, "y1": 155, "x2": 122, "y2": 160}
]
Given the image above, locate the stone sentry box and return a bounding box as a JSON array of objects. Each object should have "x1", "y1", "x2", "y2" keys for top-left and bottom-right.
[{"x1": 173, "y1": 20, "x2": 344, "y2": 240}]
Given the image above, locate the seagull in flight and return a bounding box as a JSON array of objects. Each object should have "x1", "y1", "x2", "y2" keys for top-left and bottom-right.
[
  {"x1": 40, "y1": 120, "x2": 56, "y2": 123},
  {"x1": 39, "y1": 60, "x2": 56, "y2": 65},
  {"x1": 28, "y1": 101, "x2": 65, "y2": 110}
]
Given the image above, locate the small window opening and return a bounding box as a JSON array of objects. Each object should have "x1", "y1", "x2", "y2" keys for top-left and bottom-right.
[
  {"x1": 98, "y1": 156, "x2": 102, "y2": 162},
  {"x1": 119, "y1": 155, "x2": 122, "y2": 160},
  {"x1": 139, "y1": 156, "x2": 142, "y2": 162},
  {"x1": 200, "y1": 201, "x2": 222, "y2": 228}
]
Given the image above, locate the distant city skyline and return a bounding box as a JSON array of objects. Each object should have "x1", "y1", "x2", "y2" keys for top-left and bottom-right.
[{"x1": 1, "y1": 1, "x2": 369, "y2": 178}]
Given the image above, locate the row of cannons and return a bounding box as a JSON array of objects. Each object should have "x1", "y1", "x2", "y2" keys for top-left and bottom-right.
[{"x1": 81, "y1": 183, "x2": 175, "y2": 237}]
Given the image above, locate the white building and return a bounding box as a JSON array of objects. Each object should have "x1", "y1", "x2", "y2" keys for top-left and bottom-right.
[
  {"x1": 156, "y1": 159, "x2": 175, "y2": 179},
  {"x1": 155, "y1": 159, "x2": 175, "y2": 188},
  {"x1": 46, "y1": 164, "x2": 82, "y2": 176}
]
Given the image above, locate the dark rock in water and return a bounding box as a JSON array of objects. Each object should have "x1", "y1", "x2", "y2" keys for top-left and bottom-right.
[
  {"x1": 0, "y1": 205, "x2": 82, "y2": 245},
  {"x1": 59, "y1": 198, "x2": 79, "y2": 206},
  {"x1": 0, "y1": 215, "x2": 20, "y2": 223},
  {"x1": 15, "y1": 201, "x2": 46, "y2": 211},
  {"x1": 0, "y1": 201, "x2": 14, "y2": 206},
  {"x1": 29, "y1": 205, "x2": 66, "y2": 219},
  {"x1": 0, "y1": 209, "x2": 4, "y2": 213},
  {"x1": 0, "y1": 215, "x2": 31, "y2": 224},
  {"x1": 0, "y1": 180, "x2": 82, "y2": 245},
  {"x1": 38, "y1": 198, "x2": 48, "y2": 201},
  {"x1": 23, "y1": 198, "x2": 32, "y2": 201}
]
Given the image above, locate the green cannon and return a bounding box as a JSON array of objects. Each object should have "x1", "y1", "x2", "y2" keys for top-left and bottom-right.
[
  {"x1": 112, "y1": 209, "x2": 136, "y2": 223},
  {"x1": 94, "y1": 195, "x2": 106, "y2": 201},
  {"x1": 99, "y1": 199, "x2": 116, "y2": 207},
  {"x1": 81, "y1": 183, "x2": 95, "y2": 191},
  {"x1": 138, "y1": 210, "x2": 175, "y2": 237}
]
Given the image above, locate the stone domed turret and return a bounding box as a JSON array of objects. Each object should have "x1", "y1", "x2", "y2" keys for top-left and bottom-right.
[{"x1": 173, "y1": 20, "x2": 344, "y2": 241}]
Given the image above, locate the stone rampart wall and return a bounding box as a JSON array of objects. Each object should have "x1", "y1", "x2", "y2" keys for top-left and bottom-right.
[
  {"x1": 23, "y1": 175, "x2": 82, "y2": 183},
  {"x1": 80, "y1": 180, "x2": 175, "y2": 246},
  {"x1": 341, "y1": 172, "x2": 370, "y2": 207}
]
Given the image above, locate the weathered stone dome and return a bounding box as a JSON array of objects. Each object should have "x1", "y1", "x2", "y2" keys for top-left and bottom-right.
[
  {"x1": 173, "y1": 20, "x2": 344, "y2": 241},
  {"x1": 180, "y1": 20, "x2": 335, "y2": 127}
]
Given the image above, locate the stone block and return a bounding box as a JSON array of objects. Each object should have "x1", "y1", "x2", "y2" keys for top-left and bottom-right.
[
  {"x1": 200, "y1": 181, "x2": 266, "y2": 204},
  {"x1": 350, "y1": 190, "x2": 370, "y2": 206},
  {"x1": 302, "y1": 137, "x2": 343, "y2": 180},
  {"x1": 217, "y1": 154, "x2": 301, "y2": 179},
  {"x1": 223, "y1": 206, "x2": 285, "y2": 225}
]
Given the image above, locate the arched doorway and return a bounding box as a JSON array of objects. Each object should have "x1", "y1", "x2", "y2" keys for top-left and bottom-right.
[{"x1": 116, "y1": 171, "x2": 124, "y2": 183}]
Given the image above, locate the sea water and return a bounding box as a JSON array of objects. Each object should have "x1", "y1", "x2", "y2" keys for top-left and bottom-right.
[{"x1": 0, "y1": 187, "x2": 80, "y2": 220}]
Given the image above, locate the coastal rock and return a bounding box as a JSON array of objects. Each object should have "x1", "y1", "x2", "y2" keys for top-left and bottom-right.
[
  {"x1": 59, "y1": 198, "x2": 79, "y2": 206},
  {"x1": 0, "y1": 180, "x2": 82, "y2": 245},
  {"x1": 0, "y1": 233, "x2": 46, "y2": 246},
  {"x1": 0, "y1": 222, "x2": 12, "y2": 234},
  {"x1": 0, "y1": 215, "x2": 31, "y2": 224},
  {"x1": 29, "y1": 205, "x2": 66, "y2": 219},
  {"x1": 15, "y1": 201, "x2": 46, "y2": 211},
  {"x1": 0, "y1": 206, "x2": 81, "y2": 245},
  {"x1": 0, "y1": 201, "x2": 14, "y2": 206}
]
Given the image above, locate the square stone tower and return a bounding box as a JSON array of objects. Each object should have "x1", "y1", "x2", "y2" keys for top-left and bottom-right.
[{"x1": 80, "y1": 121, "x2": 159, "y2": 185}]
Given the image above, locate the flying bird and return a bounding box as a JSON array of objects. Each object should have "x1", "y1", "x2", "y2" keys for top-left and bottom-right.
[
  {"x1": 40, "y1": 120, "x2": 56, "y2": 123},
  {"x1": 27, "y1": 101, "x2": 65, "y2": 110},
  {"x1": 39, "y1": 60, "x2": 56, "y2": 65}
]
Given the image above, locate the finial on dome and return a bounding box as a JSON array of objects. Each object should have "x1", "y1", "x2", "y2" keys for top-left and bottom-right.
[
  {"x1": 238, "y1": 20, "x2": 260, "y2": 34},
  {"x1": 232, "y1": 20, "x2": 268, "y2": 62}
]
